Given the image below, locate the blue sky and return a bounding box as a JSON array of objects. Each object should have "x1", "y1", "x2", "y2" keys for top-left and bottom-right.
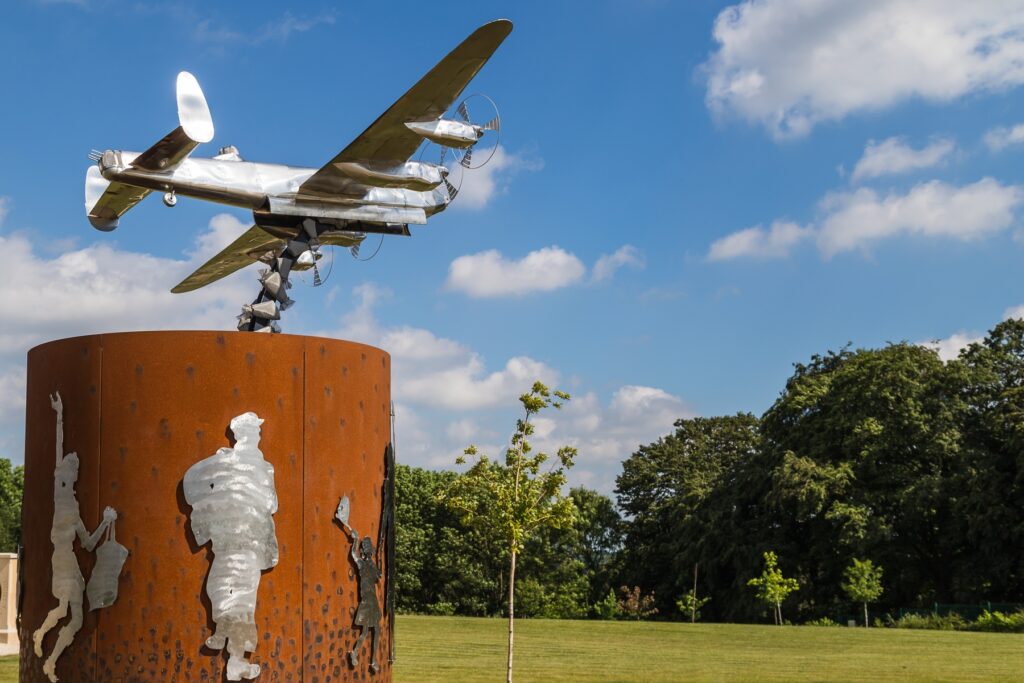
[{"x1": 3, "y1": 0, "x2": 1024, "y2": 493}]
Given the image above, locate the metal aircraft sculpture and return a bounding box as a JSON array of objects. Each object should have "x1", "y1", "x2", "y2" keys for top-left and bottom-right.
[{"x1": 85, "y1": 20, "x2": 511, "y2": 332}]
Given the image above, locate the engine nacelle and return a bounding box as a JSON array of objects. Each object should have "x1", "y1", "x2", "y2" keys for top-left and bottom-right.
[
  {"x1": 405, "y1": 119, "x2": 482, "y2": 148},
  {"x1": 333, "y1": 161, "x2": 445, "y2": 190}
]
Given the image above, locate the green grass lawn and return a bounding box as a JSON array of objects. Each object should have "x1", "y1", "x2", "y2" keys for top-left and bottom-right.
[
  {"x1": 394, "y1": 616, "x2": 1024, "y2": 682},
  {"x1": 6, "y1": 618, "x2": 1023, "y2": 682},
  {"x1": 0, "y1": 656, "x2": 15, "y2": 682}
]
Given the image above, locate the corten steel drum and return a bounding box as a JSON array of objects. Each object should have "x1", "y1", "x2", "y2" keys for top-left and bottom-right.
[{"x1": 19, "y1": 331, "x2": 393, "y2": 682}]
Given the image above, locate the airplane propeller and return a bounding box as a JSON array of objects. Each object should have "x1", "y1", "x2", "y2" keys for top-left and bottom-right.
[{"x1": 442, "y1": 93, "x2": 501, "y2": 170}]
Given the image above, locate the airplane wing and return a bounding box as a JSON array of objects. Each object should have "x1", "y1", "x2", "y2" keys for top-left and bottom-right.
[
  {"x1": 299, "y1": 19, "x2": 512, "y2": 197},
  {"x1": 172, "y1": 226, "x2": 366, "y2": 293},
  {"x1": 171, "y1": 225, "x2": 282, "y2": 293}
]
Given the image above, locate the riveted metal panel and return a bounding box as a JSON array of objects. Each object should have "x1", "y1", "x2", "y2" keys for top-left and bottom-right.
[{"x1": 20, "y1": 332, "x2": 392, "y2": 682}]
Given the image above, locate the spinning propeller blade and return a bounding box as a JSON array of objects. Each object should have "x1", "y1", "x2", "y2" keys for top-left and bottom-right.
[{"x1": 444, "y1": 176, "x2": 459, "y2": 200}]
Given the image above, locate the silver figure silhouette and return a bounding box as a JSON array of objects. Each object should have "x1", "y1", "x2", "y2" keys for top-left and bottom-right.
[
  {"x1": 335, "y1": 496, "x2": 383, "y2": 673},
  {"x1": 33, "y1": 392, "x2": 118, "y2": 683},
  {"x1": 184, "y1": 412, "x2": 278, "y2": 681}
]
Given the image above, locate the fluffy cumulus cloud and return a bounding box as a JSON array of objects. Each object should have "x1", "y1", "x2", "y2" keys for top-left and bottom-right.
[
  {"x1": 710, "y1": 178, "x2": 1024, "y2": 260},
  {"x1": 704, "y1": 1, "x2": 1024, "y2": 138},
  {"x1": 817, "y1": 178, "x2": 1023, "y2": 257},
  {"x1": 324, "y1": 284, "x2": 689, "y2": 490},
  {"x1": 591, "y1": 245, "x2": 645, "y2": 282},
  {"x1": 0, "y1": 367, "x2": 26, "y2": 425},
  {"x1": 330, "y1": 283, "x2": 561, "y2": 411},
  {"x1": 707, "y1": 220, "x2": 812, "y2": 261},
  {"x1": 920, "y1": 331, "x2": 984, "y2": 362},
  {"x1": 1005, "y1": 304, "x2": 1024, "y2": 320},
  {"x1": 984, "y1": 123, "x2": 1024, "y2": 151},
  {"x1": 446, "y1": 247, "x2": 585, "y2": 297},
  {"x1": 538, "y1": 386, "x2": 693, "y2": 491},
  {"x1": 0, "y1": 213, "x2": 255, "y2": 355},
  {"x1": 447, "y1": 244, "x2": 645, "y2": 297},
  {"x1": 920, "y1": 304, "x2": 1024, "y2": 361},
  {"x1": 851, "y1": 137, "x2": 956, "y2": 182},
  {"x1": 452, "y1": 147, "x2": 544, "y2": 210}
]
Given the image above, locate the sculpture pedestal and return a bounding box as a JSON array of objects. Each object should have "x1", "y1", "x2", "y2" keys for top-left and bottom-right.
[{"x1": 19, "y1": 332, "x2": 393, "y2": 682}]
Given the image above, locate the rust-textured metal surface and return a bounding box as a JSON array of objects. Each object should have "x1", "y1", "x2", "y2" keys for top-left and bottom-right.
[{"x1": 19, "y1": 332, "x2": 392, "y2": 683}]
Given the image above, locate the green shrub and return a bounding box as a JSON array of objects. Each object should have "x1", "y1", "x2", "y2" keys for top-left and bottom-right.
[
  {"x1": 425, "y1": 601, "x2": 456, "y2": 616},
  {"x1": 892, "y1": 612, "x2": 966, "y2": 630},
  {"x1": 969, "y1": 610, "x2": 1024, "y2": 633},
  {"x1": 804, "y1": 616, "x2": 842, "y2": 627},
  {"x1": 592, "y1": 589, "x2": 621, "y2": 620}
]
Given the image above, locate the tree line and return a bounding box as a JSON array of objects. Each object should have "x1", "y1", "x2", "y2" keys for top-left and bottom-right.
[{"x1": 398, "y1": 318, "x2": 1024, "y2": 623}]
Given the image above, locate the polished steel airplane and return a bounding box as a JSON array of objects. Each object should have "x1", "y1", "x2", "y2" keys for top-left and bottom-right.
[{"x1": 85, "y1": 19, "x2": 512, "y2": 332}]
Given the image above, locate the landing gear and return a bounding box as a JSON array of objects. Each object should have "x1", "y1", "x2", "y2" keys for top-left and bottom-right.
[
  {"x1": 163, "y1": 191, "x2": 177, "y2": 207},
  {"x1": 237, "y1": 220, "x2": 318, "y2": 333}
]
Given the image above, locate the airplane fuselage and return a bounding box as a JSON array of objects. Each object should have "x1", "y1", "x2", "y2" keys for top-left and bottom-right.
[{"x1": 97, "y1": 149, "x2": 450, "y2": 228}]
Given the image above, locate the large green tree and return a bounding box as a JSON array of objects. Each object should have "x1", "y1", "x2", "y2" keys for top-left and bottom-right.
[
  {"x1": 954, "y1": 318, "x2": 1024, "y2": 601},
  {"x1": 0, "y1": 458, "x2": 23, "y2": 552},
  {"x1": 615, "y1": 413, "x2": 763, "y2": 620},
  {"x1": 759, "y1": 343, "x2": 968, "y2": 613}
]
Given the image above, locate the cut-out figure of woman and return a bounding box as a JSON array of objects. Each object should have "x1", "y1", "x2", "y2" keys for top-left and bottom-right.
[
  {"x1": 33, "y1": 392, "x2": 117, "y2": 683},
  {"x1": 335, "y1": 502, "x2": 382, "y2": 673},
  {"x1": 184, "y1": 412, "x2": 278, "y2": 681}
]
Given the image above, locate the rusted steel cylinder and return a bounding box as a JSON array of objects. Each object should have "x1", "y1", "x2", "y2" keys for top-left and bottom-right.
[{"x1": 19, "y1": 331, "x2": 393, "y2": 682}]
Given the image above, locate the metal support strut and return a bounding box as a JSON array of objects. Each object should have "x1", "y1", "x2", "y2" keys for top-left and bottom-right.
[{"x1": 237, "y1": 220, "x2": 318, "y2": 333}]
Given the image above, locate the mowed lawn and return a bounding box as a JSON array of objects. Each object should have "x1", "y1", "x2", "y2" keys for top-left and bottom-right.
[
  {"x1": 5, "y1": 617, "x2": 1024, "y2": 682},
  {"x1": 394, "y1": 616, "x2": 1024, "y2": 683}
]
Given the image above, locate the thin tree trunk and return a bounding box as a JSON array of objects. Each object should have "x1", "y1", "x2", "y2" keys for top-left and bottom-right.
[
  {"x1": 507, "y1": 549, "x2": 516, "y2": 683},
  {"x1": 864, "y1": 602, "x2": 869, "y2": 628},
  {"x1": 691, "y1": 563, "x2": 699, "y2": 624}
]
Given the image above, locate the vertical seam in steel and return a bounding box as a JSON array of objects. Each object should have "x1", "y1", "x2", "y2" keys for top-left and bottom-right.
[
  {"x1": 93, "y1": 335, "x2": 103, "y2": 679},
  {"x1": 301, "y1": 343, "x2": 307, "y2": 681}
]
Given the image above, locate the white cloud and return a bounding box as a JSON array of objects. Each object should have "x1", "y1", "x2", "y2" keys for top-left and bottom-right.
[
  {"x1": 710, "y1": 178, "x2": 1024, "y2": 260},
  {"x1": 446, "y1": 246, "x2": 586, "y2": 298},
  {"x1": 708, "y1": 220, "x2": 812, "y2": 261},
  {"x1": 921, "y1": 331, "x2": 983, "y2": 362},
  {"x1": 704, "y1": 1, "x2": 1024, "y2": 139},
  {"x1": 920, "y1": 306, "x2": 1024, "y2": 361},
  {"x1": 817, "y1": 178, "x2": 1023, "y2": 257},
  {"x1": 592, "y1": 245, "x2": 645, "y2": 282},
  {"x1": 452, "y1": 147, "x2": 544, "y2": 210},
  {"x1": 0, "y1": 213, "x2": 254, "y2": 354},
  {"x1": 329, "y1": 284, "x2": 560, "y2": 411},
  {"x1": 193, "y1": 10, "x2": 335, "y2": 45},
  {"x1": 851, "y1": 137, "x2": 956, "y2": 182},
  {"x1": 1005, "y1": 304, "x2": 1024, "y2": 320},
  {"x1": 539, "y1": 386, "x2": 694, "y2": 493},
  {"x1": 446, "y1": 244, "x2": 646, "y2": 297},
  {"x1": 0, "y1": 367, "x2": 26, "y2": 425},
  {"x1": 984, "y1": 123, "x2": 1024, "y2": 151},
  {"x1": 324, "y1": 284, "x2": 690, "y2": 492}
]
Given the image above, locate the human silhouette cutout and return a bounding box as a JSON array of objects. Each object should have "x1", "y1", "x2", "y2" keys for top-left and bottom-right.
[{"x1": 33, "y1": 392, "x2": 117, "y2": 683}]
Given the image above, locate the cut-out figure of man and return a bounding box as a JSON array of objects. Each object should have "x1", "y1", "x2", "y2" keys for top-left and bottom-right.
[
  {"x1": 184, "y1": 412, "x2": 278, "y2": 681},
  {"x1": 33, "y1": 392, "x2": 117, "y2": 683}
]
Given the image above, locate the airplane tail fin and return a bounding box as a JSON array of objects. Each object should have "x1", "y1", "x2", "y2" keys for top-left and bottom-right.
[
  {"x1": 85, "y1": 72, "x2": 214, "y2": 230},
  {"x1": 130, "y1": 72, "x2": 214, "y2": 172},
  {"x1": 85, "y1": 165, "x2": 150, "y2": 231}
]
